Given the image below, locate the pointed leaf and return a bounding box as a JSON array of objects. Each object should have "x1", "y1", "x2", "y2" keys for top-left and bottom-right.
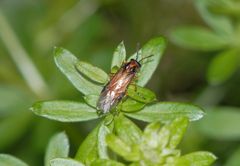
[
  {"x1": 0, "y1": 154, "x2": 28, "y2": 166},
  {"x1": 76, "y1": 61, "x2": 109, "y2": 84},
  {"x1": 207, "y1": 49, "x2": 239, "y2": 85},
  {"x1": 75, "y1": 123, "x2": 100, "y2": 165},
  {"x1": 127, "y1": 85, "x2": 156, "y2": 103},
  {"x1": 54, "y1": 47, "x2": 102, "y2": 95},
  {"x1": 98, "y1": 123, "x2": 112, "y2": 159},
  {"x1": 31, "y1": 100, "x2": 98, "y2": 122},
  {"x1": 125, "y1": 102, "x2": 204, "y2": 122},
  {"x1": 45, "y1": 132, "x2": 69, "y2": 166},
  {"x1": 170, "y1": 26, "x2": 230, "y2": 51},
  {"x1": 111, "y1": 41, "x2": 126, "y2": 68},
  {"x1": 106, "y1": 134, "x2": 140, "y2": 161},
  {"x1": 50, "y1": 158, "x2": 84, "y2": 166},
  {"x1": 91, "y1": 159, "x2": 125, "y2": 166},
  {"x1": 114, "y1": 115, "x2": 142, "y2": 145},
  {"x1": 120, "y1": 98, "x2": 145, "y2": 112},
  {"x1": 167, "y1": 117, "x2": 189, "y2": 149},
  {"x1": 142, "y1": 122, "x2": 162, "y2": 149},
  {"x1": 128, "y1": 37, "x2": 166, "y2": 86},
  {"x1": 175, "y1": 151, "x2": 217, "y2": 166},
  {"x1": 157, "y1": 122, "x2": 171, "y2": 149}
]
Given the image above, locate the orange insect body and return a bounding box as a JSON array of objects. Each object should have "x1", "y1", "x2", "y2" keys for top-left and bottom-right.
[{"x1": 97, "y1": 59, "x2": 141, "y2": 114}]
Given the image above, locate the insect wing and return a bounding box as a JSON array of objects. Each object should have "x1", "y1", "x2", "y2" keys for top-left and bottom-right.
[{"x1": 97, "y1": 88, "x2": 114, "y2": 113}]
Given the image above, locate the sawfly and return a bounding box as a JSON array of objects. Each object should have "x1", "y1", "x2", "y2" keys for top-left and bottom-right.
[{"x1": 97, "y1": 51, "x2": 153, "y2": 114}]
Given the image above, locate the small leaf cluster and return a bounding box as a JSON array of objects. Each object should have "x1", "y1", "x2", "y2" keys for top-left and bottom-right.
[
  {"x1": 0, "y1": 117, "x2": 216, "y2": 166},
  {"x1": 170, "y1": 0, "x2": 240, "y2": 85},
  {"x1": 106, "y1": 116, "x2": 216, "y2": 166},
  {"x1": 0, "y1": 37, "x2": 216, "y2": 166},
  {"x1": 30, "y1": 37, "x2": 204, "y2": 123}
]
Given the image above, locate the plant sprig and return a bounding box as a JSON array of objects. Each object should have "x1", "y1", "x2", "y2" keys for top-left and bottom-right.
[{"x1": 0, "y1": 37, "x2": 216, "y2": 166}]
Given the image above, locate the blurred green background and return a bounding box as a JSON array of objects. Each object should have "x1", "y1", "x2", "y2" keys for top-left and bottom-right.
[{"x1": 0, "y1": 0, "x2": 240, "y2": 165}]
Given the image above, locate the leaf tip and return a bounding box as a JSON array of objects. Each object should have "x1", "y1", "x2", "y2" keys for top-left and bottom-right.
[
  {"x1": 53, "y1": 47, "x2": 65, "y2": 58},
  {"x1": 30, "y1": 102, "x2": 42, "y2": 115}
]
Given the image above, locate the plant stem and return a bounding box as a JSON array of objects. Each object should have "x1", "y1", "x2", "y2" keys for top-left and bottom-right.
[{"x1": 0, "y1": 11, "x2": 49, "y2": 98}]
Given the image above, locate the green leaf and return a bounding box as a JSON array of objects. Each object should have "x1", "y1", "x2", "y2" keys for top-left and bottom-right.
[
  {"x1": 167, "y1": 117, "x2": 189, "y2": 149},
  {"x1": 170, "y1": 26, "x2": 230, "y2": 51},
  {"x1": 207, "y1": 49, "x2": 239, "y2": 85},
  {"x1": 125, "y1": 102, "x2": 205, "y2": 123},
  {"x1": 0, "y1": 112, "x2": 31, "y2": 149},
  {"x1": 110, "y1": 66, "x2": 120, "y2": 74},
  {"x1": 195, "y1": 0, "x2": 233, "y2": 35},
  {"x1": 75, "y1": 61, "x2": 109, "y2": 84},
  {"x1": 175, "y1": 151, "x2": 217, "y2": 166},
  {"x1": 84, "y1": 94, "x2": 99, "y2": 108},
  {"x1": 98, "y1": 123, "x2": 112, "y2": 159},
  {"x1": 106, "y1": 134, "x2": 140, "y2": 161},
  {"x1": 91, "y1": 159, "x2": 125, "y2": 166},
  {"x1": 45, "y1": 132, "x2": 69, "y2": 166},
  {"x1": 114, "y1": 115, "x2": 142, "y2": 145},
  {"x1": 225, "y1": 146, "x2": 240, "y2": 166},
  {"x1": 142, "y1": 122, "x2": 162, "y2": 149},
  {"x1": 198, "y1": 107, "x2": 240, "y2": 140},
  {"x1": 127, "y1": 85, "x2": 156, "y2": 103},
  {"x1": 31, "y1": 100, "x2": 98, "y2": 122},
  {"x1": 111, "y1": 41, "x2": 126, "y2": 68},
  {"x1": 50, "y1": 158, "x2": 84, "y2": 166},
  {"x1": 128, "y1": 37, "x2": 166, "y2": 86},
  {"x1": 120, "y1": 98, "x2": 145, "y2": 112},
  {"x1": 75, "y1": 123, "x2": 100, "y2": 165},
  {"x1": 157, "y1": 122, "x2": 171, "y2": 149},
  {"x1": 54, "y1": 47, "x2": 102, "y2": 95},
  {"x1": 0, "y1": 154, "x2": 28, "y2": 166}
]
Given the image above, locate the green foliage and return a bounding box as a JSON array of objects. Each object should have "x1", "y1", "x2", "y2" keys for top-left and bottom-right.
[
  {"x1": 128, "y1": 37, "x2": 166, "y2": 86},
  {"x1": 125, "y1": 102, "x2": 204, "y2": 122},
  {"x1": 31, "y1": 101, "x2": 98, "y2": 122},
  {"x1": 111, "y1": 41, "x2": 126, "y2": 68},
  {"x1": 91, "y1": 159, "x2": 125, "y2": 166},
  {"x1": 50, "y1": 158, "x2": 84, "y2": 166},
  {"x1": 75, "y1": 61, "x2": 109, "y2": 84},
  {"x1": 174, "y1": 152, "x2": 217, "y2": 166},
  {"x1": 45, "y1": 132, "x2": 69, "y2": 166},
  {"x1": 106, "y1": 117, "x2": 216, "y2": 165},
  {"x1": 75, "y1": 121, "x2": 113, "y2": 165},
  {"x1": 0, "y1": 154, "x2": 28, "y2": 166},
  {"x1": 127, "y1": 85, "x2": 156, "y2": 103},
  {"x1": 170, "y1": 0, "x2": 240, "y2": 85},
  {"x1": 28, "y1": 37, "x2": 215, "y2": 165},
  {"x1": 54, "y1": 47, "x2": 102, "y2": 95},
  {"x1": 32, "y1": 38, "x2": 204, "y2": 123}
]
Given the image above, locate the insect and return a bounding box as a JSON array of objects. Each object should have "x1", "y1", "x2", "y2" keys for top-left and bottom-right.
[{"x1": 97, "y1": 52, "x2": 152, "y2": 114}]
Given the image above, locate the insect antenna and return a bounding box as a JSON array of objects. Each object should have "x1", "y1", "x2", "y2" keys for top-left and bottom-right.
[{"x1": 139, "y1": 54, "x2": 154, "y2": 63}]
